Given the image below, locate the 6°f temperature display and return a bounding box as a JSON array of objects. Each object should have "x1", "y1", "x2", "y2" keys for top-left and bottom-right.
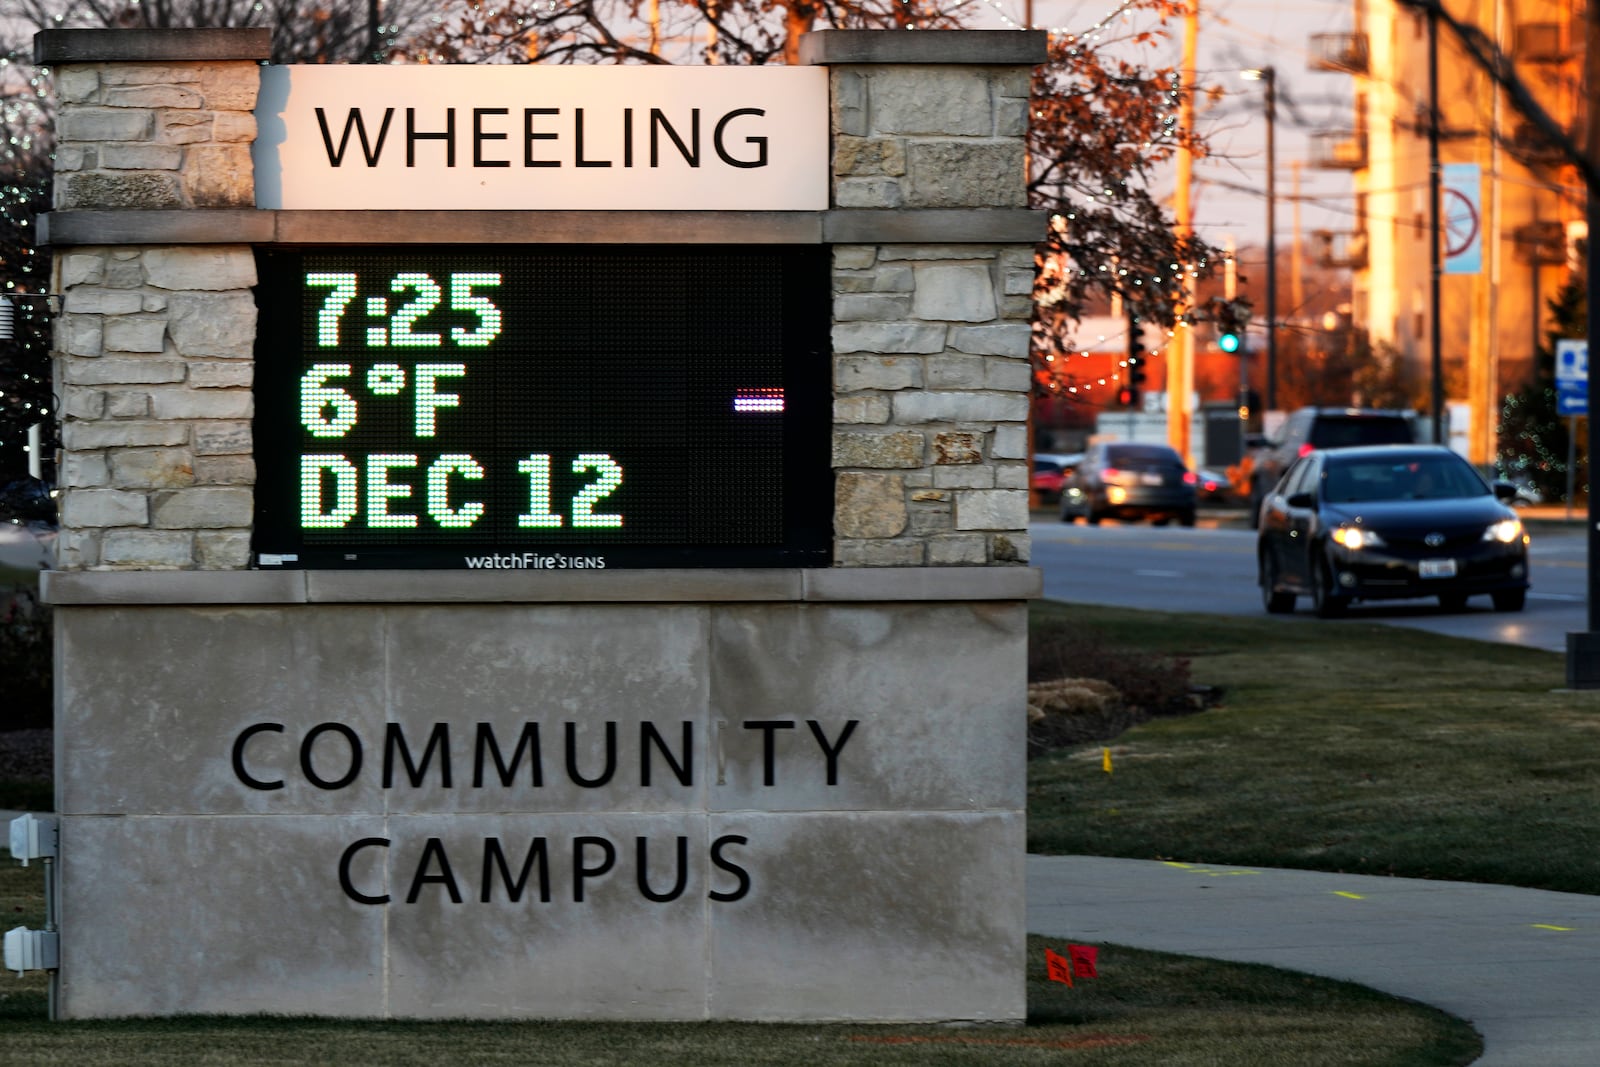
[{"x1": 253, "y1": 246, "x2": 832, "y2": 569}]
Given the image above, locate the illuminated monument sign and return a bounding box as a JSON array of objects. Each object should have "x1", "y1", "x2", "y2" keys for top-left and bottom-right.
[
  {"x1": 253, "y1": 246, "x2": 832, "y2": 569},
  {"x1": 37, "y1": 26, "x2": 1043, "y2": 1023}
]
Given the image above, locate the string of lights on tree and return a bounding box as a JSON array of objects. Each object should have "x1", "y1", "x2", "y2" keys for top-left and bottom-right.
[
  {"x1": 0, "y1": 47, "x2": 54, "y2": 482},
  {"x1": 1009, "y1": 2, "x2": 1211, "y2": 404}
]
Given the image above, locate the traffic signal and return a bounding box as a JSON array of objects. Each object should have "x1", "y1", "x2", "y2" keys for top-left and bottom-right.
[
  {"x1": 1120, "y1": 327, "x2": 1145, "y2": 406},
  {"x1": 1217, "y1": 299, "x2": 1249, "y2": 353}
]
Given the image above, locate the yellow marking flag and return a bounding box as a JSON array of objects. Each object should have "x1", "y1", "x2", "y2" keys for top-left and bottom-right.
[
  {"x1": 1333, "y1": 892, "x2": 1365, "y2": 900},
  {"x1": 1531, "y1": 924, "x2": 1575, "y2": 931},
  {"x1": 1102, "y1": 748, "x2": 1113, "y2": 773}
]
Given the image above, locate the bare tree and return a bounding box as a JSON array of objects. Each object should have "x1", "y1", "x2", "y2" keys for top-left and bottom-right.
[
  {"x1": 1030, "y1": 6, "x2": 1214, "y2": 364},
  {"x1": 422, "y1": 0, "x2": 962, "y2": 67}
]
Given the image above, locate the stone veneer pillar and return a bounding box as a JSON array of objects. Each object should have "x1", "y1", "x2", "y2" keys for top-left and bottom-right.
[
  {"x1": 810, "y1": 32, "x2": 1037, "y2": 567},
  {"x1": 43, "y1": 30, "x2": 268, "y2": 571}
]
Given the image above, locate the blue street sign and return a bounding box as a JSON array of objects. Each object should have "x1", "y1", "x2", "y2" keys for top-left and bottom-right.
[
  {"x1": 1557, "y1": 378, "x2": 1587, "y2": 417},
  {"x1": 1556, "y1": 339, "x2": 1588, "y2": 383}
]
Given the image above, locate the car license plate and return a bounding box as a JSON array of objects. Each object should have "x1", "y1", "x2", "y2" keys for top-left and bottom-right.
[
  {"x1": 1419, "y1": 558, "x2": 1457, "y2": 579},
  {"x1": 1141, "y1": 472, "x2": 1163, "y2": 486}
]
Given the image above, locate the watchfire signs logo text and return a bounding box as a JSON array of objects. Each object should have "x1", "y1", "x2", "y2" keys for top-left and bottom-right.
[{"x1": 254, "y1": 65, "x2": 829, "y2": 211}]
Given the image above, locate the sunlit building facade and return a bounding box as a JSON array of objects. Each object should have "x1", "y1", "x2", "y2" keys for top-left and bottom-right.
[{"x1": 1315, "y1": 0, "x2": 1584, "y2": 463}]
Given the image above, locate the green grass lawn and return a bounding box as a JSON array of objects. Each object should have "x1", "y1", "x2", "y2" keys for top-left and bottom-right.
[{"x1": 1028, "y1": 601, "x2": 1600, "y2": 895}]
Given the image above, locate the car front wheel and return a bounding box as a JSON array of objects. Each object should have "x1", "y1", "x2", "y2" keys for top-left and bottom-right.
[
  {"x1": 1492, "y1": 589, "x2": 1526, "y2": 612},
  {"x1": 1312, "y1": 557, "x2": 1347, "y2": 618},
  {"x1": 1260, "y1": 553, "x2": 1295, "y2": 614}
]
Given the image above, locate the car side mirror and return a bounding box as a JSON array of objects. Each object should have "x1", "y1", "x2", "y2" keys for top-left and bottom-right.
[
  {"x1": 1286, "y1": 492, "x2": 1315, "y2": 509},
  {"x1": 1491, "y1": 481, "x2": 1517, "y2": 502}
]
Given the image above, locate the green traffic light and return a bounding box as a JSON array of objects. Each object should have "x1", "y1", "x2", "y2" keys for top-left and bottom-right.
[{"x1": 1218, "y1": 332, "x2": 1241, "y2": 354}]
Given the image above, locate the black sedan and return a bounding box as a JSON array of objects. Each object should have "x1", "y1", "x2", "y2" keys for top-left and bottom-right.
[
  {"x1": 1257, "y1": 445, "x2": 1529, "y2": 617},
  {"x1": 1060, "y1": 441, "x2": 1196, "y2": 526}
]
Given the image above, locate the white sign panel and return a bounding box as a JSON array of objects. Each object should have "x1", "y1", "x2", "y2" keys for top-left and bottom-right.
[
  {"x1": 1556, "y1": 338, "x2": 1588, "y2": 383},
  {"x1": 254, "y1": 65, "x2": 829, "y2": 211}
]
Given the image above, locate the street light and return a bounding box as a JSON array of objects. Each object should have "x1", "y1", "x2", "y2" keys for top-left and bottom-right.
[{"x1": 1241, "y1": 66, "x2": 1277, "y2": 412}]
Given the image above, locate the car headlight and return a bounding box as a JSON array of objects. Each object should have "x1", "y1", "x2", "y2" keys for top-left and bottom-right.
[
  {"x1": 1332, "y1": 525, "x2": 1385, "y2": 551},
  {"x1": 1484, "y1": 518, "x2": 1524, "y2": 544}
]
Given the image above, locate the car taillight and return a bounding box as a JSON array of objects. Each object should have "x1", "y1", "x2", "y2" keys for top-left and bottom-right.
[
  {"x1": 1182, "y1": 471, "x2": 1197, "y2": 485},
  {"x1": 1298, "y1": 443, "x2": 1314, "y2": 458},
  {"x1": 1101, "y1": 467, "x2": 1122, "y2": 481}
]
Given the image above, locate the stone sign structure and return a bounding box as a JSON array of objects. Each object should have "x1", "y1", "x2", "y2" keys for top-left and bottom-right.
[{"x1": 36, "y1": 26, "x2": 1045, "y2": 1021}]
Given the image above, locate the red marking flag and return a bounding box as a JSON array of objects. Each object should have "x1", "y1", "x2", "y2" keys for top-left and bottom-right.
[
  {"x1": 1044, "y1": 948, "x2": 1074, "y2": 985},
  {"x1": 1068, "y1": 944, "x2": 1100, "y2": 978}
]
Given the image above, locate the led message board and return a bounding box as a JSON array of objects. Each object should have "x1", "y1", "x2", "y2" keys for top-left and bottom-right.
[{"x1": 253, "y1": 246, "x2": 832, "y2": 569}]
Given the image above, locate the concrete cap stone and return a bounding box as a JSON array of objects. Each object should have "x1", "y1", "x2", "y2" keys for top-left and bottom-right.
[
  {"x1": 41, "y1": 210, "x2": 1046, "y2": 248},
  {"x1": 40, "y1": 568, "x2": 1041, "y2": 605},
  {"x1": 34, "y1": 28, "x2": 272, "y2": 64},
  {"x1": 800, "y1": 29, "x2": 1048, "y2": 67}
]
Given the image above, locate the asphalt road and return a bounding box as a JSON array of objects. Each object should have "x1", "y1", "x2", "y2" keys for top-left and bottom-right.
[
  {"x1": 1030, "y1": 510, "x2": 1588, "y2": 654},
  {"x1": 0, "y1": 522, "x2": 53, "y2": 573}
]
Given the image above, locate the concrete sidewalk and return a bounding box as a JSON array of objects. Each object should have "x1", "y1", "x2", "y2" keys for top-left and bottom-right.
[{"x1": 1029, "y1": 855, "x2": 1600, "y2": 1067}]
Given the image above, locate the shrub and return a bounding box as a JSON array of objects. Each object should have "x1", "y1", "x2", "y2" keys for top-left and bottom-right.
[
  {"x1": 1026, "y1": 620, "x2": 1205, "y2": 756},
  {"x1": 1030, "y1": 622, "x2": 1194, "y2": 716}
]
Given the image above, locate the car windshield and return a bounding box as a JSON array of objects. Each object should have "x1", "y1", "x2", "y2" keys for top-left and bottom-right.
[
  {"x1": 1307, "y1": 417, "x2": 1412, "y2": 449},
  {"x1": 1322, "y1": 457, "x2": 1488, "y2": 503},
  {"x1": 1106, "y1": 445, "x2": 1181, "y2": 467}
]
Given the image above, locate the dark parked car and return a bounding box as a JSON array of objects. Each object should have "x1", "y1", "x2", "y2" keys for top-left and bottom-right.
[
  {"x1": 1060, "y1": 442, "x2": 1196, "y2": 526},
  {"x1": 1195, "y1": 467, "x2": 1233, "y2": 504},
  {"x1": 1032, "y1": 452, "x2": 1082, "y2": 501},
  {"x1": 1257, "y1": 445, "x2": 1529, "y2": 617},
  {"x1": 1248, "y1": 407, "x2": 1415, "y2": 526}
]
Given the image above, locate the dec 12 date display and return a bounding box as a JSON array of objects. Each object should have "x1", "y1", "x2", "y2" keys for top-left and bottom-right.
[{"x1": 299, "y1": 270, "x2": 624, "y2": 532}]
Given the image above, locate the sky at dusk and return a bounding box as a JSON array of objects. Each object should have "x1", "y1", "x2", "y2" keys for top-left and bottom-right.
[{"x1": 978, "y1": 0, "x2": 1361, "y2": 259}]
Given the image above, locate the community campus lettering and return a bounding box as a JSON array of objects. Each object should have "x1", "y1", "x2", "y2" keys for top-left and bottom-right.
[{"x1": 229, "y1": 717, "x2": 860, "y2": 907}]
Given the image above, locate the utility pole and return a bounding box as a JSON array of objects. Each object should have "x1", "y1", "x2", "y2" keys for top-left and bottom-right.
[
  {"x1": 1427, "y1": 3, "x2": 1445, "y2": 444},
  {"x1": 1570, "y1": 0, "x2": 1600, "y2": 686},
  {"x1": 1291, "y1": 160, "x2": 1304, "y2": 318},
  {"x1": 1168, "y1": 0, "x2": 1199, "y2": 465},
  {"x1": 1263, "y1": 67, "x2": 1278, "y2": 410}
]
